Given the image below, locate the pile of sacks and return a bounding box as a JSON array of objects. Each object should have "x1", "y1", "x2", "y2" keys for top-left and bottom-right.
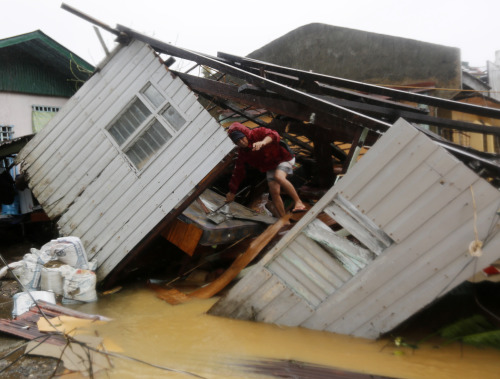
[{"x1": 1, "y1": 237, "x2": 98, "y2": 306}]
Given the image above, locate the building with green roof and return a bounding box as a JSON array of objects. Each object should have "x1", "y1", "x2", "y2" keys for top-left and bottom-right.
[
  {"x1": 0, "y1": 30, "x2": 94, "y2": 140},
  {"x1": 0, "y1": 30, "x2": 94, "y2": 215}
]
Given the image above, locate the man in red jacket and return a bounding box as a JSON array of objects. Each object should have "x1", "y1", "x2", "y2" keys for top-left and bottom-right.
[{"x1": 226, "y1": 122, "x2": 306, "y2": 217}]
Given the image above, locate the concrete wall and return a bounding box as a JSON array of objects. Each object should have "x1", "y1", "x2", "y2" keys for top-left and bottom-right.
[
  {"x1": 249, "y1": 23, "x2": 461, "y2": 99},
  {"x1": 0, "y1": 92, "x2": 67, "y2": 137}
]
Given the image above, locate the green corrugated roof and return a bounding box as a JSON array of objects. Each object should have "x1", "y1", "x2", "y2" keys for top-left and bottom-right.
[{"x1": 0, "y1": 30, "x2": 94, "y2": 97}]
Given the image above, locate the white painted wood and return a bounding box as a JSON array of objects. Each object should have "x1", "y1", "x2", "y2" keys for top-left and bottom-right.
[
  {"x1": 30, "y1": 47, "x2": 164, "y2": 202},
  {"x1": 28, "y1": 50, "x2": 161, "y2": 210},
  {"x1": 349, "y1": 133, "x2": 439, "y2": 214},
  {"x1": 304, "y1": 219, "x2": 373, "y2": 274},
  {"x1": 85, "y1": 115, "x2": 228, "y2": 262},
  {"x1": 96, "y1": 134, "x2": 233, "y2": 278},
  {"x1": 209, "y1": 267, "x2": 272, "y2": 317},
  {"x1": 257, "y1": 180, "x2": 347, "y2": 268},
  {"x1": 267, "y1": 259, "x2": 324, "y2": 307},
  {"x1": 354, "y1": 221, "x2": 500, "y2": 339},
  {"x1": 339, "y1": 194, "x2": 500, "y2": 337},
  {"x1": 25, "y1": 42, "x2": 153, "y2": 188},
  {"x1": 280, "y1": 245, "x2": 335, "y2": 295},
  {"x1": 332, "y1": 194, "x2": 393, "y2": 248},
  {"x1": 57, "y1": 155, "x2": 129, "y2": 234},
  {"x1": 333, "y1": 118, "x2": 418, "y2": 198},
  {"x1": 273, "y1": 300, "x2": 315, "y2": 327},
  {"x1": 31, "y1": 50, "x2": 161, "y2": 195},
  {"x1": 211, "y1": 119, "x2": 500, "y2": 339},
  {"x1": 231, "y1": 276, "x2": 287, "y2": 320},
  {"x1": 17, "y1": 43, "x2": 126, "y2": 163},
  {"x1": 366, "y1": 149, "x2": 456, "y2": 231},
  {"x1": 302, "y1": 177, "x2": 495, "y2": 332},
  {"x1": 384, "y1": 163, "x2": 478, "y2": 242},
  {"x1": 257, "y1": 288, "x2": 304, "y2": 323},
  {"x1": 63, "y1": 96, "x2": 206, "y2": 241},
  {"x1": 20, "y1": 39, "x2": 234, "y2": 281},
  {"x1": 294, "y1": 233, "x2": 352, "y2": 284},
  {"x1": 323, "y1": 202, "x2": 388, "y2": 255},
  {"x1": 77, "y1": 111, "x2": 217, "y2": 248},
  {"x1": 43, "y1": 137, "x2": 117, "y2": 218}
]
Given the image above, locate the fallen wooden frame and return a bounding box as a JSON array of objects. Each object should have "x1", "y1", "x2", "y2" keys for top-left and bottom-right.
[{"x1": 149, "y1": 214, "x2": 291, "y2": 305}]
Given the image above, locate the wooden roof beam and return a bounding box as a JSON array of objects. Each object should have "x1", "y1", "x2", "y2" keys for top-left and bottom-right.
[{"x1": 175, "y1": 71, "x2": 375, "y2": 144}]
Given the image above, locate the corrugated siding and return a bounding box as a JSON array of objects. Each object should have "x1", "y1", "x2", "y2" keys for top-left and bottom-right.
[
  {"x1": 17, "y1": 40, "x2": 234, "y2": 280},
  {"x1": 210, "y1": 119, "x2": 500, "y2": 339}
]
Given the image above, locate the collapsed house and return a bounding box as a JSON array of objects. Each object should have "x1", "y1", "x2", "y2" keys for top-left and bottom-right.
[{"x1": 14, "y1": 6, "x2": 500, "y2": 339}]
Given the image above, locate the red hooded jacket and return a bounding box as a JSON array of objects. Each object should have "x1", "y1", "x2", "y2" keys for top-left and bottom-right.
[{"x1": 228, "y1": 123, "x2": 293, "y2": 193}]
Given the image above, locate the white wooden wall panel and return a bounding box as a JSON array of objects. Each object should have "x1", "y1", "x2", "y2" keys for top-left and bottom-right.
[
  {"x1": 257, "y1": 289, "x2": 304, "y2": 323},
  {"x1": 367, "y1": 153, "x2": 451, "y2": 230},
  {"x1": 302, "y1": 176, "x2": 492, "y2": 332},
  {"x1": 63, "y1": 79, "x2": 204, "y2": 243},
  {"x1": 97, "y1": 129, "x2": 233, "y2": 278},
  {"x1": 25, "y1": 42, "x2": 150, "y2": 190},
  {"x1": 353, "y1": 208, "x2": 500, "y2": 338},
  {"x1": 83, "y1": 111, "x2": 216, "y2": 257},
  {"x1": 273, "y1": 300, "x2": 315, "y2": 327},
  {"x1": 349, "y1": 133, "x2": 438, "y2": 215},
  {"x1": 44, "y1": 138, "x2": 117, "y2": 218},
  {"x1": 73, "y1": 78, "x2": 206, "y2": 254},
  {"x1": 294, "y1": 233, "x2": 352, "y2": 285},
  {"x1": 32, "y1": 48, "x2": 158, "y2": 203},
  {"x1": 57, "y1": 156, "x2": 130, "y2": 234},
  {"x1": 382, "y1": 164, "x2": 474, "y2": 243},
  {"x1": 330, "y1": 215, "x2": 491, "y2": 335},
  {"x1": 25, "y1": 42, "x2": 158, "y2": 214},
  {"x1": 18, "y1": 39, "x2": 234, "y2": 281},
  {"x1": 17, "y1": 44, "x2": 125, "y2": 163},
  {"x1": 268, "y1": 258, "x2": 325, "y2": 307},
  {"x1": 210, "y1": 119, "x2": 500, "y2": 339},
  {"x1": 333, "y1": 121, "x2": 419, "y2": 198},
  {"x1": 218, "y1": 268, "x2": 273, "y2": 318}
]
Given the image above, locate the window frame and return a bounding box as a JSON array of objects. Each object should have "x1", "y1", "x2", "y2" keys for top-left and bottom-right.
[{"x1": 105, "y1": 82, "x2": 188, "y2": 172}]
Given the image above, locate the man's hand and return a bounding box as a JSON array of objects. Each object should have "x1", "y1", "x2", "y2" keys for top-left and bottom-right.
[
  {"x1": 226, "y1": 192, "x2": 236, "y2": 203},
  {"x1": 252, "y1": 136, "x2": 273, "y2": 151}
]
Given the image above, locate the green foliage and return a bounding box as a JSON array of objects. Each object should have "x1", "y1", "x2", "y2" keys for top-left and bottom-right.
[
  {"x1": 462, "y1": 330, "x2": 500, "y2": 349},
  {"x1": 438, "y1": 315, "x2": 500, "y2": 349}
]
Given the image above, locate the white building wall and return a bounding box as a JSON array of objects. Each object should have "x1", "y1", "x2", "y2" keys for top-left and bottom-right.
[
  {"x1": 487, "y1": 50, "x2": 500, "y2": 102},
  {"x1": 0, "y1": 92, "x2": 68, "y2": 137}
]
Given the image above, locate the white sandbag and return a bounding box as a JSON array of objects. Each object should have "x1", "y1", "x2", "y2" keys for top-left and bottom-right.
[
  {"x1": 40, "y1": 262, "x2": 66, "y2": 296},
  {"x1": 47, "y1": 237, "x2": 89, "y2": 269},
  {"x1": 29, "y1": 246, "x2": 54, "y2": 265},
  {"x1": 61, "y1": 267, "x2": 97, "y2": 303},
  {"x1": 18, "y1": 254, "x2": 42, "y2": 290},
  {"x1": 0, "y1": 261, "x2": 24, "y2": 279},
  {"x1": 12, "y1": 291, "x2": 56, "y2": 317}
]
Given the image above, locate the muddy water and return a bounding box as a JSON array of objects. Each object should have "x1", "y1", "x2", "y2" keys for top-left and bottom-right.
[{"x1": 72, "y1": 282, "x2": 500, "y2": 379}]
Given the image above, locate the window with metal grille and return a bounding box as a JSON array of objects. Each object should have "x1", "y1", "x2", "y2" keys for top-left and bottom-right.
[
  {"x1": 0, "y1": 125, "x2": 14, "y2": 141},
  {"x1": 107, "y1": 83, "x2": 186, "y2": 170},
  {"x1": 32, "y1": 105, "x2": 61, "y2": 112},
  {"x1": 32, "y1": 105, "x2": 60, "y2": 133}
]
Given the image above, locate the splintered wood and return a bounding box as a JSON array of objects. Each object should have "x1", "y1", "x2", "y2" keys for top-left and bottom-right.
[{"x1": 150, "y1": 215, "x2": 291, "y2": 305}]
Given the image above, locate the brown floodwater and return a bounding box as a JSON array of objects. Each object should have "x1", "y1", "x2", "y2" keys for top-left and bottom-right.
[{"x1": 68, "y1": 281, "x2": 500, "y2": 379}]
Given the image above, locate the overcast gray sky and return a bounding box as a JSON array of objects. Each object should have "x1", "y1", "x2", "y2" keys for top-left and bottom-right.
[{"x1": 1, "y1": 0, "x2": 498, "y2": 70}]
